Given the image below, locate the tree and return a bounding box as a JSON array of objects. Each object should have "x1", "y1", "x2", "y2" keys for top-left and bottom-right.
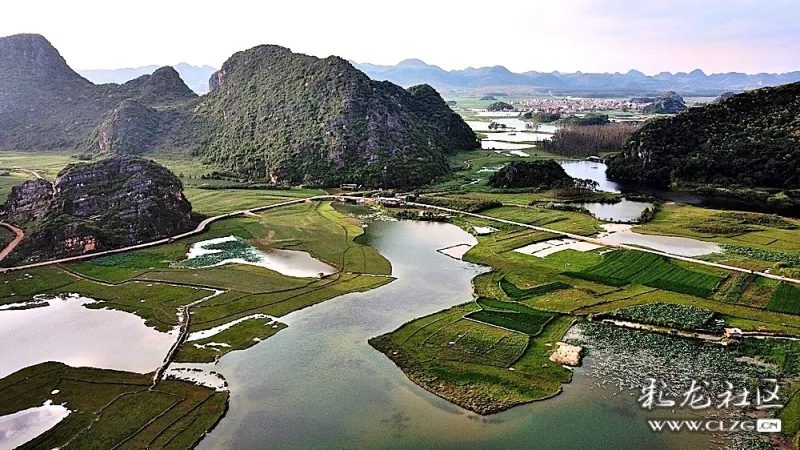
[{"x1": 486, "y1": 102, "x2": 514, "y2": 112}]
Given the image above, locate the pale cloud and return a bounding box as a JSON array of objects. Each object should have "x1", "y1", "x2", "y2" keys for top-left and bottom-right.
[{"x1": 2, "y1": 0, "x2": 797, "y2": 74}]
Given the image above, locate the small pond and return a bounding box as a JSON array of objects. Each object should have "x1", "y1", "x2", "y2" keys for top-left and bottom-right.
[
  {"x1": 577, "y1": 199, "x2": 653, "y2": 223},
  {"x1": 598, "y1": 224, "x2": 722, "y2": 257},
  {"x1": 180, "y1": 236, "x2": 337, "y2": 278},
  {"x1": 559, "y1": 160, "x2": 622, "y2": 193}
]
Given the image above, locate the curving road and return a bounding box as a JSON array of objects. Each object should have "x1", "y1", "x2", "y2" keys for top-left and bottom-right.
[
  {"x1": 0, "y1": 222, "x2": 24, "y2": 261},
  {"x1": 10, "y1": 167, "x2": 44, "y2": 180},
  {"x1": 1, "y1": 194, "x2": 799, "y2": 287}
]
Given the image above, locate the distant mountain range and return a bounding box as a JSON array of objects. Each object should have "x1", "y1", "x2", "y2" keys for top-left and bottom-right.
[
  {"x1": 78, "y1": 63, "x2": 217, "y2": 94},
  {"x1": 352, "y1": 59, "x2": 800, "y2": 95},
  {"x1": 76, "y1": 58, "x2": 800, "y2": 97}
]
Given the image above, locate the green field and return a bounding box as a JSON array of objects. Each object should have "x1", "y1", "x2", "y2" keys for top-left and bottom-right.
[
  {"x1": 499, "y1": 279, "x2": 571, "y2": 299},
  {"x1": 480, "y1": 205, "x2": 602, "y2": 236},
  {"x1": 567, "y1": 250, "x2": 726, "y2": 298},
  {"x1": 635, "y1": 203, "x2": 800, "y2": 271},
  {"x1": 369, "y1": 303, "x2": 573, "y2": 414},
  {"x1": 372, "y1": 208, "x2": 800, "y2": 418},
  {"x1": 0, "y1": 150, "x2": 76, "y2": 180},
  {"x1": 466, "y1": 309, "x2": 555, "y2": 335},
  {"x1": 0, "y1": 170, "x2": 33, "y2": 203},
  {"x1": 175, "y1": 318, "x2": 288, "y2": 363},
  {"x1": 767, "y1": 283, "x2": 800, "y2": 314},
  {"x1": 1, "y1": 201, "x2": 393, "y2": 364},
  {"x1": 0, "y1": 362, "x2": 227, "y2": 450},
  {"x1": 183, "y1": 187, "x2": 325, "y2": 216}
]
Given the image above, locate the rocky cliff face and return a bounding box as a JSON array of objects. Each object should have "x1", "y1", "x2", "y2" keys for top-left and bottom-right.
[
  {"x1": 2, "y1": 157, "x2": 194, "y2": 263},
  {"x1": 2, "y1": 179, "x2": 53, "y2": 223},
  {"x1": 89, "y1": 99, "x2": 161, "y2": 155},
  {"x1": 642, "y1": 91, "x2": 687, "y2": 114}
]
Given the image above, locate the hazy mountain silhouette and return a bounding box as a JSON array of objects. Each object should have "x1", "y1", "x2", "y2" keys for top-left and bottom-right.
[
  {"x1": 352, "y1": 60, "x2": 800, "y2": 94},
  {"x1": 79, "y1": 63, "x2": 217, "y2": 94}
]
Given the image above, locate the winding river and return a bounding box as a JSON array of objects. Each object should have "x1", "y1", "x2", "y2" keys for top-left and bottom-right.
[{"x1": 198, "y1": 221, "x2": 710, "y2": 449}]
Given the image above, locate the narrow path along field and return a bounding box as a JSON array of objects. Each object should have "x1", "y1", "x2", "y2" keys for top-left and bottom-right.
[{"x1": 0, "y1": 222, "x2": 23, "y2": 261}]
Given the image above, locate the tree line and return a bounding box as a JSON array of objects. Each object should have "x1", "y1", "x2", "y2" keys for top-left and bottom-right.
[{"x1": 541, "y1": 123, "x2": 639, "y2": 157}]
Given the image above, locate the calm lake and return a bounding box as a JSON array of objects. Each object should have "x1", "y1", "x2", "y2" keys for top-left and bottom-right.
[
  {"x1": 0, "y1": 294, "x2": 175, "y2": 378},
  {"x1": 0, "y1": 401, "x2": 70, "y2": 449},
  {"x1": 197, "y1": 221, "x2": 709, "y2": 449}
]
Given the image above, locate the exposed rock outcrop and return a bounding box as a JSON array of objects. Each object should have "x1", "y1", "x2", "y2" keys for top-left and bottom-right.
[
  {"x1": 642, "y1": 91, "x2": 687, "y2": 114},
  {"x1": 2, "y1": 157, "x2": 194, "y2": 263},
  {"x1": 549, "y1": 342, "x2": 583, "y2": 366},
  {"x1": 2, "y1": 179, "x2": 53, "y2": 223},
  {"x1": 89, "y1": 99, "x2": 161, "y2": 155}
]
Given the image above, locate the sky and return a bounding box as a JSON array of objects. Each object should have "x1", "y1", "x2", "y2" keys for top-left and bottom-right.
[{"x1": 2, "y1": 0, "x2": 798, "y2": 74}]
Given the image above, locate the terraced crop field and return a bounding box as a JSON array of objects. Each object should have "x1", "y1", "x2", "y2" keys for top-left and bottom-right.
[
  {"x1": 0, "y1": 362, "x2": 227, "y2": 450},
  {"x1": 476, "y1": 297, "x2": 542, "y2": 314},
  {"x1": 566, "y1": 250, "x2": 726, "y2": 298}
]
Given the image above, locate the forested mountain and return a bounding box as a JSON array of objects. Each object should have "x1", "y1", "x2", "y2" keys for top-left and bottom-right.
[
  {"x1": 606, "y1": 82, "x2": 800, "y2": 189},
  {"x1": 353, "y1": 60, "x2": 800, "y2": 94},
  {"x1": 196, "y1": 46, "x2": 478, "y2": 187},
  {"x1": 0, "y1": 34, "x2": 197, "y2": 152},
  {"x1": 0, "y1": 34, "x2": 478, "y2": 188}
]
